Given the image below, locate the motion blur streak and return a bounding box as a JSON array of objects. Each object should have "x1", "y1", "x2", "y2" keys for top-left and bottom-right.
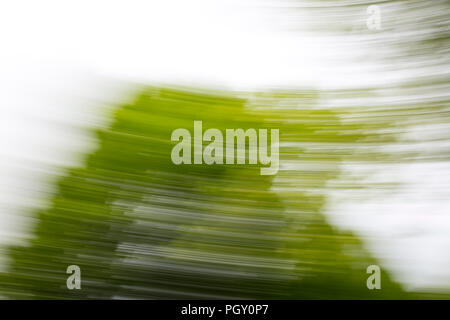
[
  {"x1": 0, "y1": 0, "x2": 449, "y2": 299},
  {"x1": 282, "y1": 0, "x2": 450, "y2": 292},
  {"x1": 0, "y1": 85, "x2": 445, "y2": 299}
]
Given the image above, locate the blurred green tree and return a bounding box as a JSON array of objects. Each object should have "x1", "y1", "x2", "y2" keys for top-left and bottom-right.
[{"x1": 1, "y1": 86, "x2": 408, "y2": 299}]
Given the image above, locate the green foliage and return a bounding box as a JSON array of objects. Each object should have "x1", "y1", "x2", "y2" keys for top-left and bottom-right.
[{"x1": 1, "y1": 86, "x2": 409, "y2": 299}]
